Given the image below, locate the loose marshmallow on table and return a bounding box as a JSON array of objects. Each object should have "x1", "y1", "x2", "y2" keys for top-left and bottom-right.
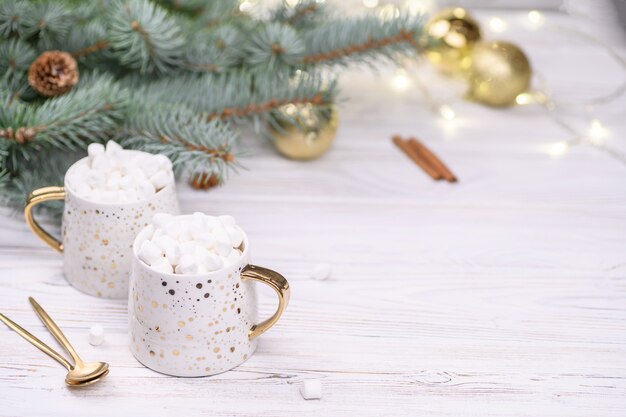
[
  {"x1": 300, "y1": 379, "x2": 322, "y2": 400},
  {"x1": 89, "y1": 325, "x2": 104, "y2": 346},
  {"x1": 66, "y1": 141, "x2": 174, "y2": 204},
  {"x1": 136, "y1": 212, "x2": 244, "y2": 275},
  {"x1": 310, "y1": 263, "x2": 332, "y2": 281}
]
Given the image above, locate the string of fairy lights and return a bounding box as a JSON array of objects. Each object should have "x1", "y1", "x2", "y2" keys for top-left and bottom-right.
[{"x1": 372, "y1": 1, "x2": 626, "y2": 164}]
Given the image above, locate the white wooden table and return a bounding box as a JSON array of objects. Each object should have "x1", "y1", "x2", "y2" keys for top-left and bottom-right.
[{"x1": 1, "y1": 9, "x2": 625, "y2": 417}]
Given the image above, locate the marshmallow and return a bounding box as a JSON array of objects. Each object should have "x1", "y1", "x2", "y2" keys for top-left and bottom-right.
[
  {"x1": 141, "y1": 156, "x2": 160, "y2": 178},
  {"x1": 118, "y1": 174, "x2": 135, "y2": 190},
  {"x1": 138, "y1": 240, "x2": 163, "y2": 266},
  {"x1": 190, "y1": 213, "x2": 208, "y2": 239},
  {"x1": 106, "y1": 140, "x2": 123, "y2": 156},
  {"x1": 195, "y1": 246, "x2": 223, "y2": 271},
  {"x1": 87, "y1": 143, "x2": 105, "y2": 158},
  {"x1": 150, "y1": 170, "x2": 171, "y2": 190},
  {"x1": 155, "y1": 154, "x2": 173, "y2": 170},
  {"x1": 175, "y1": 254, "x2": 199, "y2": 275},
  {"x1": 106, "y1": 171, "x2": 122, "y2": 190},
  {"x1": 154, "y1": 235, "x2": 177, "y2": 252},
  {"x1": 223, "y1": 249, "x2": 242, "y2": 267},
  {"x1": 85, "y1": 169, "x2": 105, "y2": 188},
  {"x1": 178, "y1": 225, "x2": 193, "y2": 242},
  {"x1": 91, "y1": 154, "x2": 113, "y2": 171},
  {"x1": 137, "y1": 180, "x2": 156, "y2": 200},
  {"x1": 89, "y1": 325, "x2": 104, "y2": 346},
  {"x1": 310, "y1": 263, "x2": 332, "y2": 281},
  {"x1": 218, "y1": 215, "x2": 236, "y2": 227},
  {"x1": 165, "y1": 244, "x2": 182, "y2": 265},
  {"x1": 226, "y1": 226, "x2": 244, "y2": 248},
  {"x1": 179, "y1": 241, "x2": 196, "y2": 255},
  {"x1": 151, "y1": 257, "x2": 174, "y2": 274},
  {"x1": 205, "y1": 216, "x2": 222, "y2": 230},
  {"x1": 213, "y1": 225, "x2": 232, "y2": 256},
  {"x1": 128, "y1": 167, "x2": 147, "y2": 181},
  {"x1": 300, "y1": 379, "x2": 322, "y2": 400}
]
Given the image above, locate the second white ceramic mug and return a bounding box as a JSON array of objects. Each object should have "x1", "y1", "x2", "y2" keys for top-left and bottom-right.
[
  {"x1": 128, "y1": 217, "x2": 290, "y2": 377},
  {"x1": 24, "y1": 151, "x2": 180, "y2": 298}
]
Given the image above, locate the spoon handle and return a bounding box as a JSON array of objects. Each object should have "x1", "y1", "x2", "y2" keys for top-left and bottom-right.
[
  {"x1": 0, "y1": 313, "x2": 73, "y2": 371},
  {"x1": 28, "y1": 297, "x2": 83, "y2": 366}
]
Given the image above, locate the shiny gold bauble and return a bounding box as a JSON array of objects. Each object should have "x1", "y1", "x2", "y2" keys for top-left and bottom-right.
[
  {"x1": 423, "y1": 7, "x2": 481, "y2": 75},
  {"x1": 467, "y1": 41, "x2": 532, "y2": 107},
  {"x1": 269, "y1": 104, "x2": 338, "y2": 161}
]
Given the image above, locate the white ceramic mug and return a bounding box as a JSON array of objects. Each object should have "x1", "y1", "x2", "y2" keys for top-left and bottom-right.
[
  {"x1": 128, "y1": 218, "x2": 290, "y2": 377},
  {"x1": 24, "y1": 151, "x2": 180, "y2": 299}
]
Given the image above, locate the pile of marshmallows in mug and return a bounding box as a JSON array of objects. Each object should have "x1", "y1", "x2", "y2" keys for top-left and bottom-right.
[
  {"x1": 69, "y1": 141, "x2": 244, "y2": 275},
  {"x1": 67, "y1": 141, "x2": 174, "y2": 203},
  {"x1": 135, "y1": 213, "x2": 244, "y2": 275}
]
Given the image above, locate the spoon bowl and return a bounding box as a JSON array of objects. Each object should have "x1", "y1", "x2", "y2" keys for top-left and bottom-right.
[
  {"x1": 66, "y1": 361, "x2": 109, "y2": 384},
  {"x1": 66, "y1": 368, "x2": 109, "y2": 387}
]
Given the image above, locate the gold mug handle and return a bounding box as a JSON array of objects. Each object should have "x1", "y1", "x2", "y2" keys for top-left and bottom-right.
[
  {"x1": 241, "y1": 264, "x2": 290, "y2": 340},
  {"x1": 24, "y1": 186, "x2": 66, "y2": 253}
]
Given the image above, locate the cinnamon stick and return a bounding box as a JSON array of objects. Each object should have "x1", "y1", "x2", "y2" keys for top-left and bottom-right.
[
  {"x1": 408, "y1": 138, "x2": 457, "y2": 183},
  {"x1": 392, "y1": 136, "x2": 442, "y2": 180}
]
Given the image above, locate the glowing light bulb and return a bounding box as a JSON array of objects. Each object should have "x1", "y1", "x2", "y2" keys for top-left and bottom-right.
[
  {"x1": 439, "y1": 105, "x2": 456, "y2": 121},
  {"x1": 588, "y1": 119, "x2": 609, "y2": 144},
  {"x1": 239, "y1": 1, "x2": 252, "y2": 12},
  {"x1": 363, "y1": 0, "x2": 379, "y2": 8},
  {"x1": 527, "y1": 10, "x2": 545, "y2": 27},
  {"x1": 515, "y1": 93, "x2": 534, "y2": 105},
  {"x1": 489, "y1": 17, "x2": 507, "y2": 33},
  {"x1": 390, "y1": 69, "x2": 411, "y2": 92},
  {"x1": 405, "y1": 0, "x2": 433, "y2": 14},
  {"x1": 546, "y1": 141, "x2": 569, "y2": 158}
]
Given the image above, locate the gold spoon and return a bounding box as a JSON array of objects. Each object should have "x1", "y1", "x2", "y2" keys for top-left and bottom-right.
[
  {"x1": 28, "y1": 297, "x2": 109, "y2": 384},
  {"x1": 0, "y1": 298, "x2": 109, "y2": 387}
]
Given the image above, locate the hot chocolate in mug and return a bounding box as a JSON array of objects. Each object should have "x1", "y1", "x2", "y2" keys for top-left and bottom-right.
[
  {"x1": 128, "y1": 217, "x2": 290, "y2": 377},
  {"x1": 24, "y1": 151, "x2": 180, "y2": 299}
]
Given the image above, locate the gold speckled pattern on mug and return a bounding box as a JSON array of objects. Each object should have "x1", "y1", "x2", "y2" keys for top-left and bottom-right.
[
  {"x1": 62, "y1": 154, "x2": 180, "y2": 299},
  {"x1": 129, "y1": 230, "x2": 259, "y2": 377}
]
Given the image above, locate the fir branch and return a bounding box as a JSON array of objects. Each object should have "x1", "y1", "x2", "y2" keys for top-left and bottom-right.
[
  {"x1": 136, "y1": 69, "x2": 337, "y2": 125},
  {"x1": 272, "y1": 0, "x2": 327, "y2": 29},
  {"x1": 108, "y1": 0, "x2": 186, "y2": 74},
  {"x1": 0, "y1": 38, "x2": 36, "y2": 78},
  {"x1": 193, "y1": 0, "x2": 242, "y2": 28},
  {"x1": 299, "y1": 14, "x2": 423, "y2": 66},
  {"x1": 0, "y1": 149, "x2": 79, "y2": 217},
  {"x1": 121, "y1": 104, "x2": 239, "y2": 181},
  {"x1": 22, "y1": 2, "x2": 72, "y2": 50},
  {"x1": 0, "y1": 73, "x2": 129, "y2": 169},
  {"x1": 72, "y1": 39, "x2": 110, "y2": 58},
  {"x1": 0, "y1": 0, "x2": 33, "y2": 38},
  {"x1": 184, "y1": 25, "x2": 245, "y2": 72},
  {"x1": 243, "y1": 23, "x2": 305, "y2": 69}
]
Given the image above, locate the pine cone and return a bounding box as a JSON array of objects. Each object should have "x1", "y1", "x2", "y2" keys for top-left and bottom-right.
[
  {"x1": 190, "y1": 173, "x2": 220, "y2": 190},
  {"x1": 28, "y1": 51, "x2": 79, "y2": 97}
]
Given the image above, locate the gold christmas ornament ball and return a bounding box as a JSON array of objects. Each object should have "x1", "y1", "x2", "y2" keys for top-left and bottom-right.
[
  {"x1": 270, "y1": 104, "x2": 338, "y2": 161},
  {"x1": 467, "y1": 41, "x2": 532, "y2": 107},
  {"x1": 423, "y1": 7, "x2": 481, "y2": 75}
]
